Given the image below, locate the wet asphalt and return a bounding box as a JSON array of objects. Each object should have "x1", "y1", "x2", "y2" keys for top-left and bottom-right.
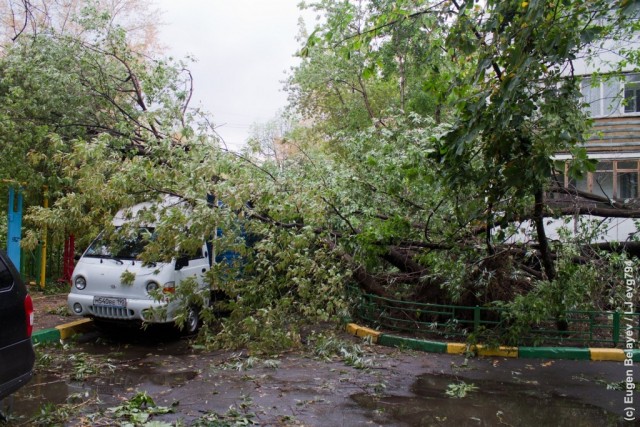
[{"x1": 4, "y1": 327, "x2": 640, "y2": 426}]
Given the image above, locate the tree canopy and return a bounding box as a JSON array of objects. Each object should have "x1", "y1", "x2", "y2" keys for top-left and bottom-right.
[{"x1": 2, "y1": 0, "x2": 640, "y2": 352}]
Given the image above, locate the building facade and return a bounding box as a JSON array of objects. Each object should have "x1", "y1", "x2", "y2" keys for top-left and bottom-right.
[{"x1": 546, "y1": 73, "x2": 640, "y2": 242}]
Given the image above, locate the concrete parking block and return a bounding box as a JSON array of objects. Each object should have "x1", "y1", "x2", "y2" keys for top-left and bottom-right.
[
  {"x1": 32, "y1": 318, "x2": 94, "y2": 344},
  {"x1": 55, "y1": 318, "x2": 94, "y2": 340}
]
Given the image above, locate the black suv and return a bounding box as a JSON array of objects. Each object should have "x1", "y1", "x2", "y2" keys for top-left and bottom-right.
[{"x1": 0, "y1": 250, "x2": 35, "y2": 401}]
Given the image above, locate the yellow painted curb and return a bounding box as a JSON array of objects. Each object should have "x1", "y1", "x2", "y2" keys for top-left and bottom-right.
[
  {"x1": 446, "y1": 343, "x2": 518, "y2": 357},
  {"x1": 447, "y1": 342, "x2": 467, "y2": 354},
  {"x1": 346, "y1": 323, "x2": 381, "y2": 343},
  {"x1": 589, "y1": 348, "x2": 626, "y2": 362},
  {"x1": 476, "y1": 345, "x2": 518, "y2": 358},
  {"x1": 56, "y1": 318, "x2": 94, "y2": 340}
]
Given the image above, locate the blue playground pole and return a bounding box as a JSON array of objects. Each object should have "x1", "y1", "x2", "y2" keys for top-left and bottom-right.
[{"x1": 7, "y1": 187, "x2": 23, "y2": 270}]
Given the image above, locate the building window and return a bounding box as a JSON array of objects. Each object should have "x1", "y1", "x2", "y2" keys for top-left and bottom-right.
[
  {"x1": 566, "y1": 159, "x2": 640, "y2": 200},
  {"x1": 579, "y1": 75, "x2": 640, "y2": 117},
  {"x1": 592, "y1": 161, "x2": 613, "y2": 198},
  {"x1": 581, "y1": 77, "x2": 623, "y2": 117},
  {"x1": 582, "y1": 78, "x2": 602, "y2": 117},
  {"x1": 624, "y1": 81, "x2": 640, "y2": 113},
  {"x1": 617, "y1": 160, "x2": 639, "y2": 199},
  {"x1": 619, "y1": 172, "x2": 638, "y2": 198}
]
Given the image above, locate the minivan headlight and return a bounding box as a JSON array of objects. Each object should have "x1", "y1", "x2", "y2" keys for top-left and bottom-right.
[
  {"x1": 162, "y1": 281, "x2": 176, "y2": 294},
  {"x1": 146, "y1": 281, "x2": 159, "y2": 293},
  {"x1": 75, "y1": 276, "x2": 87, "y2": 290}
]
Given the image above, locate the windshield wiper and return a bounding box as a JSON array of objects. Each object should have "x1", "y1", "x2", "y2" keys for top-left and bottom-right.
[{"x1": 109, "y1": 256, "x2": 124, "y2": 265}]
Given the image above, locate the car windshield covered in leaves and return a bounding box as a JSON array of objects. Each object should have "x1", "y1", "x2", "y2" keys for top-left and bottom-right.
[{"x1": 84, "y1": 227, "x2": 156, "y2": 261}]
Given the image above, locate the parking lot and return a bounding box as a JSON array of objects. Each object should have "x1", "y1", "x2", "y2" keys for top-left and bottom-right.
[{"x1": 1, "y1": 294, "x2": 636, "y2": 426}]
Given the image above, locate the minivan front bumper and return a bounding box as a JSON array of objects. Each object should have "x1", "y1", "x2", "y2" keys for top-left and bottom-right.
[{"x1": 67, "y1": 293, "x2": 176, "y2": 323}]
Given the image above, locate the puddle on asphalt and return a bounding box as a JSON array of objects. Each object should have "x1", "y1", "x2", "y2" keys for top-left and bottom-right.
[
  {"x1": 1, "y1": 374, "x2": 73, "y2": 419},
  {"x1": 92, "y1": 367, "x2": 199, "y2": 388},
  {"x1": 1, "y1": 329, "x2": 201, "y2": 423},
  {"x1": 4, "y1": 367, "x2": 198, "y2": 421},
  {"x1": 352, "y1": 374, "x2": 622, "y2": 426}
]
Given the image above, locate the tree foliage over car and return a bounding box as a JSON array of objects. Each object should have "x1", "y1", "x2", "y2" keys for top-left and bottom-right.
[{"x1": 1, "y1": 0, "x2": 639, "y2": 352}]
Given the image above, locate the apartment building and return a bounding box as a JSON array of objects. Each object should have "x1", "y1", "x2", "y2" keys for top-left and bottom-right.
[{"x1": 546, "y1": 72, "x2": 640, "y2": 242}]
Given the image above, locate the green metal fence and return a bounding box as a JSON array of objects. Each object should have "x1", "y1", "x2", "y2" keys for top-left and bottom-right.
[
  {"x1": 356, "y1": 292, "x2": 640, "y2": 348},
  {"x1": 20, "y1": 241, "x2": 66, "y2": 285}
]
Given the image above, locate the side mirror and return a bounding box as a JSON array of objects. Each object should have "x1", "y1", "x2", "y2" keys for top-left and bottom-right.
[
  {"x1": 175, "y1": 256, "x2": 189, "y2": 271},
  {"x1": 74, "y1": 254, "x2": 82, "y2": 262}
]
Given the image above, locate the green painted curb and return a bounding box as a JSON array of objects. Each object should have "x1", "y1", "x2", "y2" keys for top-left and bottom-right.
[
  {"x1": 347, "y1": 324, "x2": 640, "y2": 361},
  {"x1": 378, "y1": 334, "x2": 447, "y2": 353},
  {"x1": 31, "y1": 319, "x2": 94, "y2": 345},
  {"x1": 519, "y1": 347, "x2": 591, "y2": 360},
  {"x1": 629, "y1": 349, "x2": 640, "y2": 362},
  {"x1": 32, "y1": 328, "x2": 61, "y2": 345}
]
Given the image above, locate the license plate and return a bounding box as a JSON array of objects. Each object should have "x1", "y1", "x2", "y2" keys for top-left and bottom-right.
[{"x1": 93, "y1": 296, "x2": 126, "y2": 307}]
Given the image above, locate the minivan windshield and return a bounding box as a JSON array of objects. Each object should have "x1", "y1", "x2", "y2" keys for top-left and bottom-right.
[{"x1": 84, "y1": 227, "x2": 156, "y2": 260}]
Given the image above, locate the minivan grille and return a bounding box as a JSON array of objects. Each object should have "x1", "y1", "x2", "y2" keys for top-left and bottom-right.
[{"x1": 90, "y1": 306, "x2": 135, "y2": 319}]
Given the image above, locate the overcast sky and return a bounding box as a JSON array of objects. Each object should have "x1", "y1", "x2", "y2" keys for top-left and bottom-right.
[{"x1": 154, "y1": 0, "x2": 314, "y2": 150}]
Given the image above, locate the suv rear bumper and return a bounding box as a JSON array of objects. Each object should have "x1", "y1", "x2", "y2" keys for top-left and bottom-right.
[
  {"x1": 0, "y1": 371, "x2": 32, "y2": 401},
  {"x1": 0, "y1": 339, "x2": 35, "y2": 401}
]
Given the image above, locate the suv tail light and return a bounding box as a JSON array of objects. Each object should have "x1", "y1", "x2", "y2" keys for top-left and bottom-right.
[{"x1": 24, "y1": 294, "x2": 34, "y2": 337}]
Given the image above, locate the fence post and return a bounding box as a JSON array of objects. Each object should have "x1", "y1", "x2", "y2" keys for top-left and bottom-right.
[
  {"x1": 474, "y1": 305, "x2": 480, "y2": 333},
  {"x1": 613, "y1": 312, "x2": 620, "y2": 347}
]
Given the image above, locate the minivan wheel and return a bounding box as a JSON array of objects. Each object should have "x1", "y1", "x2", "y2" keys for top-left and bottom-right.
[{"x1": 183, "y1": 306, "x2": 200, "y2": 335}]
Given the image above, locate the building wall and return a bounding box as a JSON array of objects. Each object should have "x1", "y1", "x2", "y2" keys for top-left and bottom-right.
[
  {"x1": 543, "y1": 71, "x2": 640, "y2": 242},
  {"x1": 504, "y1": 217, "x2": 637, "y2": 244}
]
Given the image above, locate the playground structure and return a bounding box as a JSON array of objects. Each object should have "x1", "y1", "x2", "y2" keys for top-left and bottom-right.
[
  {"x1": 4, "y1": 185, "x2": 75, "y2": 287},
  {"x1": 6, "y1": 187, "x2": 22, "y2": 269},
  {"x1": 20, "y1": 235, "x2": 75, "y2": 287}
]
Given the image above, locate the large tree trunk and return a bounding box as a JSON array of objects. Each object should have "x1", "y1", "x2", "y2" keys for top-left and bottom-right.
[
  {"x1": 325, "y1": 239, "x2": 392, "y2": 298},
  {"x1": 382, "y1": 247, "x2": 443, "y2": 301},
  {"x1": 382, "y1": 247, "x2": 424, "y2": 274},
  {"x1": 534, "y1": 187, "x2": 567, "y2": 330}
]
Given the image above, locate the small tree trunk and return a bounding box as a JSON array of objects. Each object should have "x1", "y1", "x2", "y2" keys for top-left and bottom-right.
[{"x1": 533, "y1": 188, "x2": 556, "y2": 281}]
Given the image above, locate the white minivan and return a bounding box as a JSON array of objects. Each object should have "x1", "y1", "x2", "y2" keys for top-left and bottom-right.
[{"x1": 67, "y1": 201, "x2": 211, "y2": 333}]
